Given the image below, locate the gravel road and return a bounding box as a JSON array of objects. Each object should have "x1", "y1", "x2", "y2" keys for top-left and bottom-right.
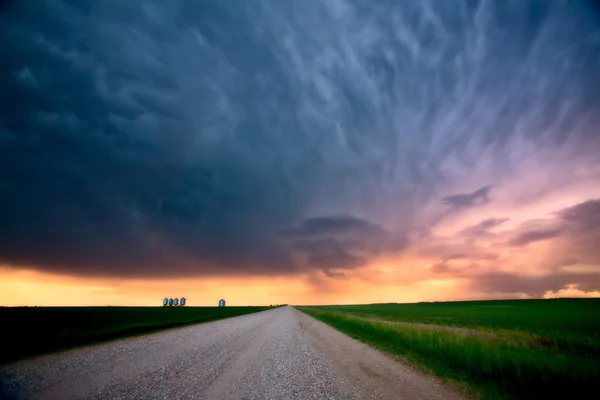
[{"x1": 0, "y1": 307, "x2": 461, "y2": 400}]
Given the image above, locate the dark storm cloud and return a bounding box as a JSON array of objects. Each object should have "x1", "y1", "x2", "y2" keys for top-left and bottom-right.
[
  {"x1": 441, "y1": 186, "x2": 492, "y2": 209},
  {"x1": 469, "y1": 218, "x2": 510, "y2": 232},
  {"x1": 281, "y1": 215, "x2": 406, "y2": 277},
  {"x1": 431, "y1": 260, "x2": 600, "y2": 297},
  {"x1": 557, "y1": 199, "x2": 600, "y2": 263},
  {"x1": 549, "y1": 258, "x2": 579, "y2": 270},
  {"x1": 560, "y1": 199, "x2": 600, "y2": 232},
  {"x1": 505, "y1": 228, "x2": 563, "y2": 247},
  {"x1": 1, "y1": 0, "x2": 600, "y2": 279},
  {"x1": 460, "y1": 217, "x2": 510, "y2": 237},
  {"x1": 294, "y1": 238, "x2": 365, "y2": 267},
  {"x1": 499, "y1": 199, "x2": 600, "y2": 254},
  {"x1": 429, "y1": 198, "x2": 600, "y2": 295},
  {"x1": 446, "y1": 253, "x2": 500, "y2": 261},
  {"x1": 430, "y1": 253, "x2": 499, "y2": 275},
  {"x1": 281, "y1": 215, "x2": 386, "y2": 239},
  {"x1": 473, "y1": 272, "x2": 600, "y2": 297}
]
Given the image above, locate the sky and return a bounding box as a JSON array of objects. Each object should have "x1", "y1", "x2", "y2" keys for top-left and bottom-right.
[{"x1": 1, "y1": 0, "x2": 600, "y2": 306}]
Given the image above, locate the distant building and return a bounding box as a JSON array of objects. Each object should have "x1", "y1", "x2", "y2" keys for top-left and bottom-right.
[{"x1": 219, "y1": 299, "x2": 226, "y2": 307}]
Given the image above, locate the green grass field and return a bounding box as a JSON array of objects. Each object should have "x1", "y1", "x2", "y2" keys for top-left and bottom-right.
[
  {"x1": 299, "y1": 299, "x2": 600, "y2": 400},
  {"x1": 0, "y1": 306, "x2": 271, "y2": 364}
]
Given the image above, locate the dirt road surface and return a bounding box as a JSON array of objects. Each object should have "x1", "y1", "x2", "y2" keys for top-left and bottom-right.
[{"x1": 0, "y1": 307, "x2": 461, "y2": 400}]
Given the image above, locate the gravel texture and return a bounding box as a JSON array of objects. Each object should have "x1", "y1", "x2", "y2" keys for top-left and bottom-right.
[{"x1": 0, "y1": 307, "x2": 461, "y2": 400}]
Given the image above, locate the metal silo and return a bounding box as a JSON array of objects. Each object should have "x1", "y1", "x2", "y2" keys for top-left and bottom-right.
[{"x1": 218, "y1": 299, "x2": 225, "y2": 307}]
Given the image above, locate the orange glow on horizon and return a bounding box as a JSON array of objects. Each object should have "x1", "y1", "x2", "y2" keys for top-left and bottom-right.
[
  {"x1": 2, "y1": 261, "x2": 595, "y2": 307},
  {"x1": 0, "y1": 264, "x2": 482, "y2": 307}
]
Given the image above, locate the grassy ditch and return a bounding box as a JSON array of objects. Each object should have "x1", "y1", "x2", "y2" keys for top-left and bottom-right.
[
  {"x1": 299, "y1": 299, "x2": 600, "y2": 400},
  {"x1": 0, "y1": 306, "x2": 272, "y2": 364}
]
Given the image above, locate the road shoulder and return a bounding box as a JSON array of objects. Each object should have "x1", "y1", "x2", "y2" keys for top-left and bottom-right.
[{"x1": 294, "y1": 308, "x2": 465, "y2": 400}]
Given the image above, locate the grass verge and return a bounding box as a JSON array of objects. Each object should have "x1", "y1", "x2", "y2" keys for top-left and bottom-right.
[
  {"x1": 299, "y1": 300, "x2": 600, "y2": 400},
  {"x1": 0, "y1": 306, "x2": 272, "y2": 364}
]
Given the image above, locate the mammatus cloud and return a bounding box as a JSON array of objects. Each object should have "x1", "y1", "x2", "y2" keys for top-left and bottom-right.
[{"x1": 1, "y1": 0, "x2": 600, "y2": 300}]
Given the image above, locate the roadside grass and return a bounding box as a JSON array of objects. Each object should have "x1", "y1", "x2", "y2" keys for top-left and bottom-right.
[
  {"x1": 308, "y1": 299, "x2": 600, "y2": 360},
  {"x1": 0, "y1": 306, "x2": 272, "y2": 364},
  {"x1": 299, "y1": 299, "x2": 600, "y2": 400}
]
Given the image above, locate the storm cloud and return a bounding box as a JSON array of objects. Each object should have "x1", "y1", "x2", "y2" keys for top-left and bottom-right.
[
  {"x1": 442, "y1": 186, "x2": 492, "y2": 209},
  {"x1": 1, "y1": 0, "x2": 600, "y2": 290},
  {"x1": 425, "y1": 198, "x2": 600, "y2": 295},
  {"x1": 473, "y1": 272, "x2": 600, "y2": 298},
  {"x1": 281, "y1": 215, "x2": 406, "y2": 277},
  {"x1": 505, "y1": 228, "x2": 563, "y2": 247},
  {"x1": 460, "y1": 217, "x2": 510, "y2": 238}
]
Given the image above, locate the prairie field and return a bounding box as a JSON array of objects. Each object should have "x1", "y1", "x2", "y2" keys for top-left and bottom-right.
[
  {"x1": 0, "y1": 306, "x2": 271, "y2": 364},
  {"x1": 299, "y1": 298, "x2": 600, "y2": 400}
]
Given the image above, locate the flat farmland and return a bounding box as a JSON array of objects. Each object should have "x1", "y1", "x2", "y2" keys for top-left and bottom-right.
[
  {"x1": 0, "y1": 306, "x2": 271, "y2": 364},
  {"x1": 299, "y1": 298, "x2": 600, "y2": 399},
  {"x1": 1, "y1": 307, "x2": 460, "y2": 399}
]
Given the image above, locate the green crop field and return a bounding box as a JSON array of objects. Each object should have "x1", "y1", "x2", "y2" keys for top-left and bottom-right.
[
  {"x1": 0, "y1": 306, "x2": 272, "y2": 364},
  {"x1": 298, "y1": 298, "x2": 600, "y2": 400}
]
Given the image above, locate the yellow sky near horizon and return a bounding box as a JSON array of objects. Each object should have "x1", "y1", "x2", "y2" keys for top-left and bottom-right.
[
  {"x1": 0, "y1": 258, "x2": 481, "y2": 306},
  {"x1": 1, "y1": 263, "x2": 597, "y2": 307}
]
